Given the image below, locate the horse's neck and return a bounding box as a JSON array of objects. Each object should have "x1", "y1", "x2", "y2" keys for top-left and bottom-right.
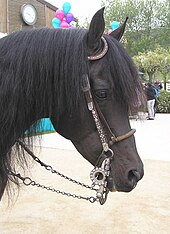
[{"x1": 0, "y1": 107, "x2": 48, "y2": 154}]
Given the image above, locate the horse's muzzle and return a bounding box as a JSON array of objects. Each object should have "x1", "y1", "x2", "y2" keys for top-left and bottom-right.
[{"x1": 107, "y1": 168, "x2": 142, "y2": 192}]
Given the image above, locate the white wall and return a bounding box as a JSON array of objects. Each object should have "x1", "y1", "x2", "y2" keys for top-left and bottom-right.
[{"x1": 0, "y1": 32, "x2": 7, "y2": 38}]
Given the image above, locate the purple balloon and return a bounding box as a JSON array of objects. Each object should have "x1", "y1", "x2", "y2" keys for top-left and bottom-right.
[{"x1": 66, "y1": 13, "x2": 74, "y2": 24}]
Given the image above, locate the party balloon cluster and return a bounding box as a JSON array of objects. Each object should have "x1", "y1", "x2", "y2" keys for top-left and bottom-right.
[
  {"x1": 52, "y1": 2, "x2": 76, "y2": 29},
  {"x1": 108, "y1": 21, "x2": 120, "y2": 34}
]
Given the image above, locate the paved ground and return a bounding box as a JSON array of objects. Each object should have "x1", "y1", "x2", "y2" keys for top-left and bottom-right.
[{"x1": 0, "y1": 113, "x2": 170, "y2": 234}]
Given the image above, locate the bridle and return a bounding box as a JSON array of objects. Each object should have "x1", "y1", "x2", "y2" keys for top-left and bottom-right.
[
  {"x1": 86, "y1": 36, "x2": 135, "y2": 152},
  {"x1": 82, "y1": 74, "x2": 135, "y2": 203},
  {"x1": 82, "y1": 36, "x2": 136, "y2": 203},
  {"x1": 88, "y1": 36, "x2": 108, "y2": 60},
  {"x1": 9, "y1": 36, "x2": 136, "y2": 205},
  {"x1": 82, "y1": 73, "x2": 136, "y2": 152}
]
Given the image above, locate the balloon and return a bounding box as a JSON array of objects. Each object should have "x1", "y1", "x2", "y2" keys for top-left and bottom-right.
[
  {"x1": 62, "y1": 2, "x2": 71, "y2": 14},
  {"x1": 70, "y1": 21, "x2": 76, "y2": 28},
  {"x1": 108, "y1": 29, "x2": 113, "y2": 34},
  {"x1": 52, "y1": 18, "x2": 61, "y2": 28},
  {"x1": 65, "y1": 13, "x2": 74, "y2": 24},
  {"x1": 70, "y1": 25, "x2": 76, "y2": 28},
  {"x1": 111, "y1": 21, "x2": 120, "y2": 30},
  {"x1": 55, "y1": 9, "x2": 65, "y2": 21},
  {"x1": 60, "y1": 20, "x2": 70, "y2": 28}
]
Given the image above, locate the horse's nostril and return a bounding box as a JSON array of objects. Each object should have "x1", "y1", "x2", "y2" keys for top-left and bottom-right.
[
  {"x1": 128, "y1": 170, "x2": 140, "y2": 182},
  {"x1": 132, "y1": 170, "x2": 141, "y2": 180}
]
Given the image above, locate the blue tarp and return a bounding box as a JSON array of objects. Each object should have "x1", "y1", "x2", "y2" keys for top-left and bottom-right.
[
  {"x1": 39, "y1": 118, "x2": 55, "y2": 132},
  {"x1": 26, "y1": 118, "x2": 55, "y2": 135}
]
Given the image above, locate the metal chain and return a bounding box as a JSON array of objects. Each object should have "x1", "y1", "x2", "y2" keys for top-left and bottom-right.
[
  {"x1": 9, "y1": 171, "x2": 97, "y2": 203},
  {"x1": 31, "y1": 155, "x2": 97, "y2": 191},
  {"x1": 9, "y1": 145, "x2": 112, "y2": 204},
  {"x1": 10, "y1": 141, "x2": 98, "y2": 203},
  {"x1": 17, "y1": 140, "x2": 96, "y2": 191}
]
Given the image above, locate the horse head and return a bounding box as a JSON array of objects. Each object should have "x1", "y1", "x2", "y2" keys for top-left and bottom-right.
[{"x1": 52, "y1": 8, "x2": 144, "y2": 194}]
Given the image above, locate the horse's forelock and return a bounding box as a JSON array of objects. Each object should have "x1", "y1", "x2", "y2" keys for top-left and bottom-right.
[{"x1": 104, "y1": 35, "x2": 145, "y2": 112}]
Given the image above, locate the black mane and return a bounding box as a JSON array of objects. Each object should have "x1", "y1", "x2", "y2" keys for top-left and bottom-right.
[
  {"x1": 0, "y1": 28, "x2": 89, "y2": 118},
  {"x1": 0, "y1": 28, "x2": 89, "y2": 198}
]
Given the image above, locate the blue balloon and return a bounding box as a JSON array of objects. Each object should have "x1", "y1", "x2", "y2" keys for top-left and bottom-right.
[
  {"x1": 62, "y1": 2, "x2": 71, "y2": 14},
  {"x1": 111, "y1": 21, "x2": 119, "y2": 30},
  {"x1": 52, "y1": 18, "x2": 61, "y2": 28}
]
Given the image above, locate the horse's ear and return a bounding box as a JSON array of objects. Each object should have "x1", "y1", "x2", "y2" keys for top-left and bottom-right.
[
  {"x1": 109, "y1": 17, "x2": 128, "y2": 41},
  {"x1": 87, "y1": 7, "x2": 105, "y2": 52}
]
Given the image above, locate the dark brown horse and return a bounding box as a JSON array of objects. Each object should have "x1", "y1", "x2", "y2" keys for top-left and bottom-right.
[{"x1": 0, "y1": 8, "x2": 144, "y2": 203}]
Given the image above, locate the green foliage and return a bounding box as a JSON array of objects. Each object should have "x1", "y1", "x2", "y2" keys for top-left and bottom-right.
[
  {"x1": 156, "y1": 90, "x2": 170, "y2": 113},
  {"x1": 158, "y1": 48, "x2": 170, "y2": 76},
  {"x1": 101, "y1": 0, "x2": 170, "y2": 56},
  {"x1": 133, "y1": 47, "x2": 170, "y2": 83},
  {"x1": 134, "y1": 50, "x2": 161, "y2": 73}
]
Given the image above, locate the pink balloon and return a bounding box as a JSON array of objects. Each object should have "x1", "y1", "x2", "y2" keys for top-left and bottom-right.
[
  {"x1": 108, "y1": 29, "x2": 113, "y2": 34},
  {"x1": 60, "y1": 21, "x2": 70, "y2": 28},
  {"x1": 56, "y1": 9, "x2": 65, "y2": 21}
]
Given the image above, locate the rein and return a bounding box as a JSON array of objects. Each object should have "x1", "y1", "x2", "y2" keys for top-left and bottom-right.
[
  {"x1": 11, "y1": 139, "x2": 112, "y2": 205},
  {"x1": 10, "y1": 140, "x2": 98, "y2": 204},
  {"x1": 9, "y1": 36, "x2": 136, "y2": 205}
]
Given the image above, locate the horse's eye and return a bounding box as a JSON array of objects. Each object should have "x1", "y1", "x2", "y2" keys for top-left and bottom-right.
[{"x1": 94, "y1": 90, "x2": 107, "y2": 99}]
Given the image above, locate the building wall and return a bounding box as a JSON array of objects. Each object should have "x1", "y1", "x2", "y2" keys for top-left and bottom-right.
[
  {"x1": 0, "y1": 0, "x2": 7, "y2": 33},
  {"x1": 0, "y1": 0, "x2": 57, "y2": 34},
  {"x1": 45, "y1": 5, "x2": 56, "y2": 28}
]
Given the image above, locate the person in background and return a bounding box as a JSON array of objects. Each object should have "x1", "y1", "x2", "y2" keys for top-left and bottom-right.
[
  {"x1": 153, "y1": 79, "x2": 162, "y2": 113},
  {"x1": 153, "y1": 79, "x2": 163, "y2": 92},
  {"x1": 145, "y1": 82, "x2": 156, "y2": 120}
]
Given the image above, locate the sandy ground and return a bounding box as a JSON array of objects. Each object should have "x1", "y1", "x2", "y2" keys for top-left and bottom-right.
[{"x1": 0, "y1": 114, "x2": 170, "y2": 234}]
